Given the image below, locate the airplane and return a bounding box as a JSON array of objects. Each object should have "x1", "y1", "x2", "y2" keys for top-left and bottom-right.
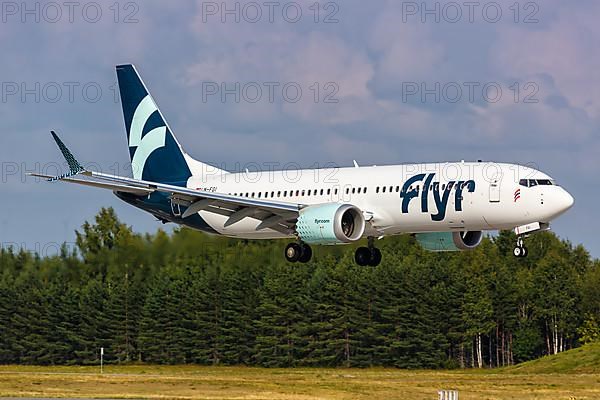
[{"x1": 31, "y1": 64, "x2": 575, "y2": 266}]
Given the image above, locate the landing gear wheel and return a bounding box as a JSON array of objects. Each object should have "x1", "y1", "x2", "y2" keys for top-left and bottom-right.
[
  {"x1": 513, "y1": 236, "x2": 528, "y2": 258},
  {"x1": 355, "y1": 247, "x2": 371, "y2": 266},
  {"x1": 513, "y1": 246, "x2": 523, "y2": 257},
  {"x1": 513, "y1": 246, "x2": 528, "y2": 258},
  {"x1": 355, "y1": 245, "x2": 382, "y2": 267},
  {"x1": 368, "y1": 247, "x2": 382, "y2": 267},
  {"x1": 298, "y1": 243, "x2": 312, "y2": 263},
  {"x1": 285, "y1": 243, "x2": 302, "y2": 263}
]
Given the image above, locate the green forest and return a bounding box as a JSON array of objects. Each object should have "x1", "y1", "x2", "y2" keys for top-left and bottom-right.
[{"x1": 0, "y1": 207, "x2": 598, "y2": 369}]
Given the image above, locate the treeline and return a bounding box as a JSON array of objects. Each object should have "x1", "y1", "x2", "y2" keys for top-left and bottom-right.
[{"x1": 0, "y1": 207, "x2": 599, "y2": 368}]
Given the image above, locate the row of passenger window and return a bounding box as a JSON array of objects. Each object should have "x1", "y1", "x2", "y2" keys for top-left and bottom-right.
[
  {"x1": 229, "y1": 187, "x2": 363, "y2": 199},
  {"x1": 375, "y1": 182, "x2": 470, "y2": 194},
  {"x1": 228, "y1": 182, "x2": 471, "y2": 199}
]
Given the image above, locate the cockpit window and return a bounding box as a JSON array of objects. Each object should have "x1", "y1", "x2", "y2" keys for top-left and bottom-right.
[{"x1": 519, "y1": 179, "x2": 555, "y2": 187}]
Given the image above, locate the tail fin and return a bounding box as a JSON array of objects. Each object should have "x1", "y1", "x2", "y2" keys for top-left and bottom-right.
[{"x1": 116, "y1": 64, "x2": 218, "y2": 185}]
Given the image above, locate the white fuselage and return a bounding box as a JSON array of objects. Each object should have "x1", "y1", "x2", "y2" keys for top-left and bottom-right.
[{"x1": 186, "y1": 162, "x2": 574, "y2": 240}]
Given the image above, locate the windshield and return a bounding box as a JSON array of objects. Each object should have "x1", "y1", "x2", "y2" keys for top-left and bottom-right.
[{"x1": 519, "y1": 179, "x2": 555, "y2": 187}]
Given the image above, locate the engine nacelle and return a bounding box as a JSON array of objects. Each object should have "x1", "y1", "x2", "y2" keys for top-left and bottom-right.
[
  {"x1": 415, "y1": 231, "x2": 483, "y2": 252},
  {"x1": 296, "y1": 204, "x2": 366, "y2": 244}
]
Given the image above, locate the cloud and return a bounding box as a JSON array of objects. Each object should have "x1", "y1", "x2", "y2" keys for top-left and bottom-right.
[
  {"x1": 491, "y1": 2, "x2": 600, "y2": 119},
  {"x1": 0, "y1": 0, "x2": 598, "y2": 256}
]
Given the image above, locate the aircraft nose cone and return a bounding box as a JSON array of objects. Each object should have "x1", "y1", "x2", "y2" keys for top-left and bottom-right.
[{"x1": 559, "y1": 190, "x2": 575, "y2": 213}]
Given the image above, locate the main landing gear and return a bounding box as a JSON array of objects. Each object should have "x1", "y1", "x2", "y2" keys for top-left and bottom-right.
[
  {"x1": 355, "y1": 237, "x2": 382, "y2": 267},
  {"x1": 513, "y1": 236, "x2": 528, "y2": 258},
  {"x1": 284, "y1": 238, "x2": 383, "y2": 266},
  {"x1": 285, "y1": 242, "x2": 312, "y2": 263}
]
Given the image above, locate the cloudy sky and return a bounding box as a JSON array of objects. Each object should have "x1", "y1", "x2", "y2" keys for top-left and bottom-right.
[{"x1": 1, "y1": 0, "x2": 598, "y2": 257}]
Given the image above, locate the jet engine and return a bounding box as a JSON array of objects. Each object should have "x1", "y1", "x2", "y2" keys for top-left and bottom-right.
[
  {"x1": 415, "y1": 231, "x2": 483, "y2": 251},
  {"x1": 296, "y1": 204, "x2": 365, "y2": 244}
]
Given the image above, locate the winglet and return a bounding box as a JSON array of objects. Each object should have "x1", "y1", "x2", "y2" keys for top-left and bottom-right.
[{"x1": 48, "y1": 131, "x2": 85, "y2": 181}]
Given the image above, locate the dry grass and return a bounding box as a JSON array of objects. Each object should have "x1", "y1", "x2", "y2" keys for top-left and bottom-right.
[{"x1": 0, "y1": 364, "x2": 599, "y2": 399}]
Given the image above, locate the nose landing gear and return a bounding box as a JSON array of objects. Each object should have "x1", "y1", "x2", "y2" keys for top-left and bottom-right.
[{"x1": 513, "y1": 236, "x2": 528, "y2": 258}]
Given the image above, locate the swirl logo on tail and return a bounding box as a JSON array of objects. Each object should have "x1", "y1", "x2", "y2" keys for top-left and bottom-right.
[{"x1": 129, "y1": 95, "x2": 166, "y2": 179}]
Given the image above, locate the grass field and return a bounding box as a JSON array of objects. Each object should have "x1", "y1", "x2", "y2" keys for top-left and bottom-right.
[{"x1": 2, "y1": 344, "x2": 600, "y2": 400}]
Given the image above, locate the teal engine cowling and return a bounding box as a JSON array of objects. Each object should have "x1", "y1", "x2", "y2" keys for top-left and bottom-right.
[
  {"x1": 296, "y1": 204, "x2": 365, "y2": 245},
  {"x1": 415, "y1": 231, "x2": 483, "y2": 251}
]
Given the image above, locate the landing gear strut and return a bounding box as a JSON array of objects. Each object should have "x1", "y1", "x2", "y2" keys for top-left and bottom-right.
[
  {"x1": 355, "y1": 237, "x2": 382, "y2": 266},
  {"x1": 285, "y1": 242, "x2": 312, "y2": 263},
  {"x1": 513, "y1": 236, "x2": 528, "y2": 258}
]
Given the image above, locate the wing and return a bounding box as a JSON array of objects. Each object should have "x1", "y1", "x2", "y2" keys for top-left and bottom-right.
[{"x1": 32, "y1": 132, "x2": 302, "y2": 234}]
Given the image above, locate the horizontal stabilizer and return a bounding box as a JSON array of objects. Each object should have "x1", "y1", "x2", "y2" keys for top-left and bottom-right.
[{"x1": 28, "y1": 173, "x2": 154, "y2": 195}]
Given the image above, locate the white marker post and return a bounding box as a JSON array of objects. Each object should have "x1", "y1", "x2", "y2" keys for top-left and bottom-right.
[{"x1": 100, "y1": 347, "x2": 104, "y2": 374}]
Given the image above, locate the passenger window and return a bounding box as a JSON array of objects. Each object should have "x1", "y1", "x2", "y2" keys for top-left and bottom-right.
[
  {"x1": 376, "y1": 187, "x2": 380, "y2": 193},
  {"x1": 320, "y1": 189, "x2": 324, "y2": 195},
  {"x1": 352, "y1": 188, "x2": 356, "y2": 194},
  {"x1": 389, "y1": 186, "x2": 393, "y2": 192},
  {"x1": 308, "y1": 190, "x2": 311, "y2": 196},
  {"x1": 382, "y1": 186, "x2": 386, "y2": 193},
  {"x1": 334, "y1": 188, "x2": 338, "y2": 195},
  {"x1": 327, "y1": 188, "x2": 331, "y2": 195},
  {"x1": 364, "y1": 188, "x2": 368, "y2": 194},
  {"x1": 396, "y1": 186, "x2": 400, "y2": 192}
]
